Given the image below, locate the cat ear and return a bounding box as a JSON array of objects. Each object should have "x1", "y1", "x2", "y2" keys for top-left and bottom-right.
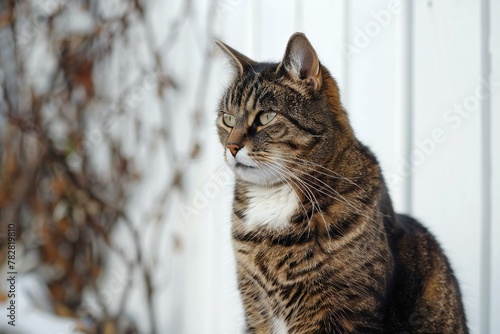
[
  {"x1": 215, "y1": 40, "x2": 256, "y2": 76},
  {"x1": 281, "y1": 32, "x2": 322, "y2": 90}
]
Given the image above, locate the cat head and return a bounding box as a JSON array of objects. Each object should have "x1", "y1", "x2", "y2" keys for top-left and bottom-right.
[{"x1": 216, "y1": 32, "x2": 354, "y2": 186}]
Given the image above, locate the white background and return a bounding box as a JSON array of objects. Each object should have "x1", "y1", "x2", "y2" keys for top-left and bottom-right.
[{"x1": 184, "y1": 1, "x2": 500, "y2": 334}]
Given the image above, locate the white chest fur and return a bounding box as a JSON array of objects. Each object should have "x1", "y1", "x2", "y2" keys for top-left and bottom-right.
[
  {"x1": 271, "y1": 317, "x2": 288, "y2": 334},
  {"x1": 244, "y1": 184, "x2": 298, "y2": 230}
]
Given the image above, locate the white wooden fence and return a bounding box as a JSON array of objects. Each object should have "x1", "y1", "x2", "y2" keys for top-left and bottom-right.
[{"x1": 177, "y1": 1, "x2": 500, "y2": 333}]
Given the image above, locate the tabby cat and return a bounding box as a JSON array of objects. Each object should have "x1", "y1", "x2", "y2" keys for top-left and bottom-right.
[{"x1": 215, "y1": 33, "x2": 468, "y2": 334}]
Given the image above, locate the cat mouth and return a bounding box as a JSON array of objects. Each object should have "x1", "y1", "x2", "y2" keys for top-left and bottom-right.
[
  {"x1": 231, "y1": 158, "x2": 280, "y2": 185},
  {"x1": 235, "y1": 162, "x2": 255, "y2": 169}
]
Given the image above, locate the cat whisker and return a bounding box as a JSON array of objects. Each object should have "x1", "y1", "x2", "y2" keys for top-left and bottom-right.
[
  {"x1": 266, "y1": 160, "x2": 374, "y2": 223},
  {"x1": 280, "y1": 161, "x2": 388, "y2": 227},
  {"x1": 263, "y1": 152, "x2": 369, "y2": 196},
  {"x1": 254, "y1": 152, "x2": 369, "y2": 200}
]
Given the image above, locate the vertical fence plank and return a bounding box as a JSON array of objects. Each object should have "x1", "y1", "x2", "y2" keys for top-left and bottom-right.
[
  {"x1": 254, "y1": 0, "x2": 297, "y2": 61},
  {"x1": 480, "y1": 0, "x2": 493, "y2": 332},
  {"x1": 151, "y1": 1, "x2": 202, "y2": 332},
  {"x1": 412, "y1": 1, "x2": 481, "y2": 332},
  {"x1": 175, "y1": 0, "x2": 235, "y2": 332},
  {"x1": 301, "y1": 1, "x2": 344, "y2": 94},
  {"x1": 340, "y1": 0, "x2": 350, "y2": 108},
  {"x1": 345, "y1": 1, "x2": 401, "y2": 213},
  {"x1": 394, "y1": 0, "x2": 413, "y2": 214},
  {"x1": 489, "y1": 0, "x2": 500, "y2": 332},
  {"x1": 217, "y1": 1, "x2": 255, "y2": 58}
]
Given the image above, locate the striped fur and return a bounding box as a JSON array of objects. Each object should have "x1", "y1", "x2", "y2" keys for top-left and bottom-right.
[{"x1": 215, "y1": 33, "x2": 468, "y2": 334}]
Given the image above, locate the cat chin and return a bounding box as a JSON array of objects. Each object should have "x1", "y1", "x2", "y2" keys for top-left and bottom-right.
[{"x1": 232, "y1": 166, "x2": 281, "y2": 186}]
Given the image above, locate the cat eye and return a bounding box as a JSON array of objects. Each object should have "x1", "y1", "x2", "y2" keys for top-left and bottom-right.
[
  {"x1": 222, "y1": 113, "x2": 236, "y2": 127},
  {"x1": 258, "y1": 112, "x2": 277, "y2": 125}
]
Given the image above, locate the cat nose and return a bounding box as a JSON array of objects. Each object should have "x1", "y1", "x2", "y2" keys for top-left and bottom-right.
[{"x1": 227, "y1": 144, "x2": 242, "y2": 157}]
